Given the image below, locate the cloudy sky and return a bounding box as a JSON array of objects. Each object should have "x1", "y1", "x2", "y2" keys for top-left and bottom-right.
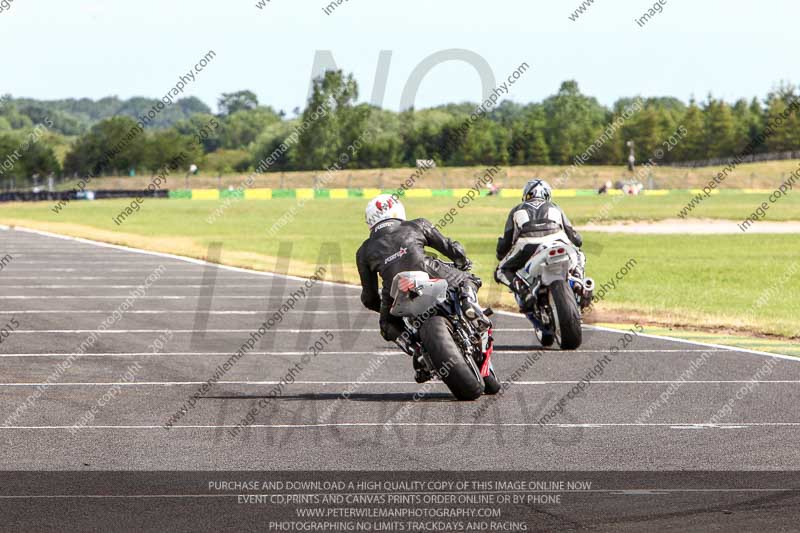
[{"x1": 1, "y1": 0, "x2": 797, "y2": 112}]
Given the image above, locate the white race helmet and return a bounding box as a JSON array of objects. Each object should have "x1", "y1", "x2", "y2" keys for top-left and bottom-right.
[
  {"x1": 523, "y1": 179, "x2": 552, "y2": 202},
  {"x1": 365, "y1": 194, "x2": 406, "y2": 228}
]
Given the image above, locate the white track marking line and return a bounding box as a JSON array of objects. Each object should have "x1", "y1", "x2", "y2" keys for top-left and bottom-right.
[
  {"x1": 670, "y1": 424, "x2": 753, "y2": 430},
  {"x1": 10, "y1": 329, "x2": 363, "y2": 333},
  {"x1": 4, "y1": 269, "x2": 226, "y2": 272},
  {"x1": 1, "y1": 310, "x2": 366, "y2": 315},
  {"x1": 12, "y1": 227, "x2": 356, "y2": 289},
  {"x1": 9, "y1": 258, "x2": 179, "y2": 268},
  {"x1": 13, "y1": 226, "x2": 795, "y2": 360},
  {"x1": 0, "y1": 351, "x2": 404, "y2": 358},
  {"x1": 0, "y1": 284, "x2": 358, "y2": 288},
  {"x1": 0, "y1": 277, "x2": 294, "y2": 281},
  {"x1": 11, "y1": 328, "x2": 536, "y2": 333},
  {"x1": 10, "y1": 262, "x2": 192, "y2": 265},
  {"x1": 0, "y1": 284, "x2": 285, "y2": 288},
  {"x1": 585, "y1": 323, "x2": 799, "y2": 362},
  {"x1": 496, "y1": 309, "x2": 798, "y2": 359},
  {"x1": 0, "y1": 379, "x2": 795, "y2": 387},
  {"x1": 2, "y1": 422, "x2": 798, "y2": 430},
  {"x1": 0, "y1": 296, "x2": 353, "y2": 300},
  {"x1": 0, "y1": 296, "x2": 188, "y2": 300},
  {"x1": 0, "y1": 349, "x2": 725, "y2": 358}
]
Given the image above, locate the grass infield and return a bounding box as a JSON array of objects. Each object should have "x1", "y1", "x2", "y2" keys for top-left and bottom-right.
[{"x1": 1, "y1": 194, "x2": 798, "y2": 341}]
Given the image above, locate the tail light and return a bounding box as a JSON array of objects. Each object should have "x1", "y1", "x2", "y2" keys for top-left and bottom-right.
[{"x1": 398, "y1": 277, "x2": 416, "y2": 292}]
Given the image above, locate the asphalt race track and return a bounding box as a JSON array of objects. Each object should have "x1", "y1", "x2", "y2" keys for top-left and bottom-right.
[{"x1": 2, "y1": 226, "x2": 800, "y2": 531}]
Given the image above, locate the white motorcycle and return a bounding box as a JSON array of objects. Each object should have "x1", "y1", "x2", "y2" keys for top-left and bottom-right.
[{"x1": 514, "y1": 238, "x2": 593, "y2": 350}]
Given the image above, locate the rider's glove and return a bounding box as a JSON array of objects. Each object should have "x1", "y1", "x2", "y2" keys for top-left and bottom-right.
[
  {"x1": 454, "y1": 257, "x2": 472, "y2": 271},
  {"x1": 380, "y1": 320, "x2": 404, "y2": 342}
]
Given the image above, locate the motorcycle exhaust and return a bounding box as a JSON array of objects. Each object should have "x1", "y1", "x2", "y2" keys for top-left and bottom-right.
[
  {"x1": 581, "y1": 278, "x2": 594, "y2": 308},
  {"x1": 530, "y1": 281, "x2": 541, "y2": 297}
]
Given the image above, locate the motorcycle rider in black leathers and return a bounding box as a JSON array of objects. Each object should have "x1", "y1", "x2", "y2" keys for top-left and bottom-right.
[
  {"x1": 495, "y1": 179, "x2": 586, "y2": 311},
  {"x1": 356, "y1": 194, "x2": 490, "y2": 346}
]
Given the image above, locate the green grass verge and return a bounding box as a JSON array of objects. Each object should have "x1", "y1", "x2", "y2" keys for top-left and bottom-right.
[
  {"x1": 542, "y1": 193, "x2": 800, "y2": 223},
  {"x1": 1, "y1": 195, "x2": 798, "y2": 339},
  {"x1": 599, "y1": 323, "x2": 800, "y2": 358}
]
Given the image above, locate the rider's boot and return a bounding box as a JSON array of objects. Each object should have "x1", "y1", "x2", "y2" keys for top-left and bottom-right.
[
  {"x1": 412, "y1": 348, "x2": 433, "y2": 384},
  {"x1": 573, "y1": 250, "x2": 587, "y2": 280},
  {"x1": 460, "y1": 286, "x2": 492, "y2": 332},
  {"x1": 512, "y1": 276, "x2": 536, "y2": 312}
]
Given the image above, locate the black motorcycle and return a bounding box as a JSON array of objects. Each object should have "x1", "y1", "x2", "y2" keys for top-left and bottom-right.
[{"x1": 389, "y1": 270, "x2": 500, "y2": 401}]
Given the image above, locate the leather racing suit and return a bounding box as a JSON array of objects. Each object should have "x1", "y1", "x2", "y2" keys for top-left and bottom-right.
[
  {"x1": 356, "y1": 218, "x2": 482, "y2": 341},
  {"x1": 495, "y1": 199, "x2": 585, "y2": 290}
]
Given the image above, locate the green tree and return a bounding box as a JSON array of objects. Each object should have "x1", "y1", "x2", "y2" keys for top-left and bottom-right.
[
  {"x1": 145, "y1": 130, "x2": 202, "y2": 173},
  {"x1": 747, "y1": 98, "x2": 766, "y2": 151},
  {"x1": 218, "y1": 91, "x2": 259, "y2": 116},
  {"x1": 450, "y1": 119, "x2": 509, "y2": 166},
  {"x1": 400, "y1": 109, "x2": 452, "y2": 165},
  {"x1": 764, "y1": 84, "x2": 800, "y2": 152},
  {"x1": 64, "y1": 116, "x2": 147, "y2": 175},
  {"x1": 175, "y1": 113, "x2": 223, "y2": 153},
  {"x1": 620, "y1": 106, "x2": 663, "y2": 162},
  {"x1": 507, "y1": 104, "x2": 550, "y2": 164},
  {"x1": 219, "y1": 107, "x2": 281, "y2": 149},
  {"x1": 0, "y1": 133, "x2": 60, "y2": 183},
  {"x1": 204, "y1": 149, "x2": 252, "y2": 174},
  {"x1": 293, "y1": 70, "x2": 367, "y2": 170},
  {"x1": 527, "y1": 131, "x2": 551, "y2": 164},
  {"x1": 353, "y1": 108, "x2": 403, "y2": 168},
  {"x1": 673, "y1": 100, "x2": 706, "y2": 161},
  {"x1": 0, "y1": 99, "x2": 33, "y2": 130},
  {"x1": 732, "y1": 99, "x2": 753, "y2": 152},
  {"x1": 703, "y1": 97, "x2": 737, "y2": 158},
  {"x1": 23, "y1": 140, "x2": 62, "y2": 178},
  {"x1": 542, "y1": 81, "x2": 607, "y2": 164}
]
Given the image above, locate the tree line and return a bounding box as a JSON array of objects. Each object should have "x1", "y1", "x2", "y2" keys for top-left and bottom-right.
[{"x1": 2, "y1": 74, "x2": 800, "y2": 184}]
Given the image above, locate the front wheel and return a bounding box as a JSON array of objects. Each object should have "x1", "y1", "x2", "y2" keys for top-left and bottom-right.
[
  {"x1": 420, "y1": 316, "x2": 484, "y2": 401},
  {"x1": 548, "y1": 280, "x2": 583, "y2": 350},
  {"x1": 483, "y1": 368, "x2": 502, "y2": 395}
]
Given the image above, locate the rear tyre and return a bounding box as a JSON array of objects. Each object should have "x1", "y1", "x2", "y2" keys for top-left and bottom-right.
[
  {"x1": 548, "y1": 280, "x2": 583, "y2": 350},
  {"x1": 420, "y1": 316, "x2": 484, "y2": 401},
  {"x1": 483, "y1": 368, "x2": 501, "y2": 395}
]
